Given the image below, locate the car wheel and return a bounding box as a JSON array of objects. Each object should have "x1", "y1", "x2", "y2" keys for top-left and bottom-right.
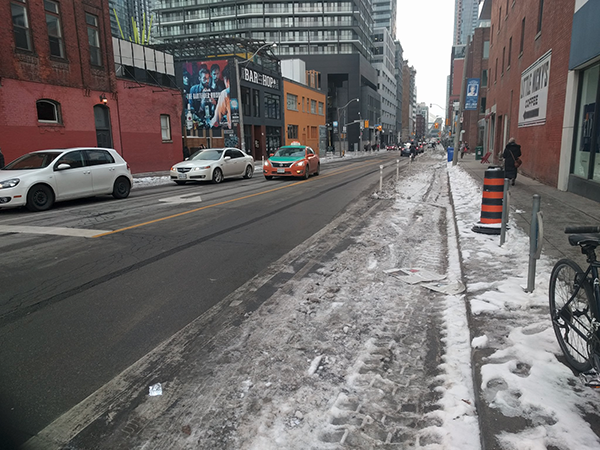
[
  {"x1": 112, "y1": 176, "x2": 131, "y2": 199},
  {"x1": 212, "y1": 168, "x2": 223, "y2": 184},
  {"x1": 265, "y1": 176, "x2": 273, "y2": 180},
  {"x1": 303, "y1": 166, "x2": 310, "y2": 179},
  {"x1": 26, "y1": 184, "x2": 55, "y2": 212},
  {"x1": 243, "y1": 165, "x2": 254, "y2": 179},
  {"x1": 175, "y1": 180, "x2": 187, "y2": 185},
  {"x1": 314, "y1": 163, "x2": 320, "y2": 176}
]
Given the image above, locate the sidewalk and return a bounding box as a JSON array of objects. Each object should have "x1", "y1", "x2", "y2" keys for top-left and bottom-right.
[{"x1": 452, "y1": 152, "x2": 600, "y2": 449}]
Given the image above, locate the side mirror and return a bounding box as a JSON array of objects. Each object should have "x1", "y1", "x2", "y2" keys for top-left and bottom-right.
[
  {"x1": 56, "y1": 163, "x2": 71, "y2": 171},
  {"x1": 269, "y1": 153, "x2": 274, "y2": 157},
  {"x1": 224, "y1": 156, "x2": 231, "y2": 161}
]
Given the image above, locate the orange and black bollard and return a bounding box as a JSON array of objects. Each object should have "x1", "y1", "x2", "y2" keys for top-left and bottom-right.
[{"x1": 473, "y1": 166, "x2": 504, "y2": 234}]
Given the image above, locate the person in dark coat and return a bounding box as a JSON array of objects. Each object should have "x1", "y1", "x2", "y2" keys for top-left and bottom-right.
[{"x1": 502, "y1": 137, "x2": 522, "y2": 185}]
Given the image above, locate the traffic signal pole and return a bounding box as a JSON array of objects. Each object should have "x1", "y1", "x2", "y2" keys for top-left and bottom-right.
[{"x1": 452, "y1": 36, "x2": 470, "y2": 166}]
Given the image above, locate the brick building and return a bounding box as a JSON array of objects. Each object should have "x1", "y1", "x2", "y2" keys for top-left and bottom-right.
[
  {"x1": 461, "y1": 25, "x2": 490, "y2": 151},
  {"x1": 1, "y1": 0, "x2": 182, "y2": 173},
  {"x1": 282, "y1": 61, "x2": 326, "y2": 153},
  {"x1": 484, "y1": 0, "x2": 575, "y2": 187}
]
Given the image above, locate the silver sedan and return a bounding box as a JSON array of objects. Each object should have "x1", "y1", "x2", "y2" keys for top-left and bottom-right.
[{"x1": 170, "y1": 148, "x2": 254, "y2": 185}]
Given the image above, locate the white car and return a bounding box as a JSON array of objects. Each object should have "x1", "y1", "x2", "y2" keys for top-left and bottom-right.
[
  {"x1": 0, "y1": 147, "x2": 133, "y2": 212},
  {"x1": 170, "y1": 148, "x2": 254, "y2": 185}
]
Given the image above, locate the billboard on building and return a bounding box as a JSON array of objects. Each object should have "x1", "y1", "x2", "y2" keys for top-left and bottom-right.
[
  {"x1": 519, "y1": 50, "x2": 551, "y2": 128},
  {"x1": 182, "y1": 60, "x2": 235, "y2": 130},
  {"x1": 465, "y1": 78, "x2": 480, "y2": 110}
]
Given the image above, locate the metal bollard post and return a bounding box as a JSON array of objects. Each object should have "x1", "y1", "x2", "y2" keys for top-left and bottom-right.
[
  {"x1": 396, "y1": 160, "x2": 399, "y2": 181},
  {"x1": 500, "y1": 179, "x2": 510, "y2": 245},
  {"x1": 526, "y1": 194, "x2": 543, "y2": 292},
  {"x1": 379, "y1": 165, "x2": 383, "y2": 192}
]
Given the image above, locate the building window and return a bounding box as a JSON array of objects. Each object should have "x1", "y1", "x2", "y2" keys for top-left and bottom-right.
[
  {"x1": 573, "y1": 63, "x2": 600, "y2": 181},
  {"x1": 311, "y1": 126, "x2": 317, "y2": 138},
  {"x1": 265, "y1": 93, "x2": 280, "y2": 119},
  {"x1": 253, "y1": 89, "x2": 260, "y2": 117},
  {"x1": 318, "y1": 101, "x2": 324, "y2": 115},
  {"x1": 537, "y1": 0, "x2": 544, "y2": 34},
  {"x1": 242, "y1": 87, "x2": 251, "y2": 116},
  {"x1": 483, "y1": 41, "x2": 490, "y2": 59},
  {"x1": 520, "y1": 17, "x2": 526, "y2": 54},
  {"x1": 481, "y1": 69, "x2": 488, "y2": 87},
  {"x1": 508, "y1": 37, "x2": 512, "y2": 68},
  {"x1": 36, "y1": 99, "x2": 61, "y2": 123},
  {"x1": 160, "y1": 114, "x2": 171, "y2": 141},
  {"x1": 302, "y1": 96, "x2": 305, "y2": 112},
  {"x1": 287, "y1": 124, "x2": 298, "y2": 139},
  {"x1": 495, "y1": 58, "x2": 498, "y2": 82},
  {"x1": 11, "y1": 0, "x2": 32, "y2": 51},
  {"x1": 310, "y1": 100, "x2": 316, "y2": 114},
  {"x1": 480, "y1": 97, "x2": 486, "y2": 114},
  {"x1": 45, "y1": 0, "x2": 64, "y2": 58},
  {"x1": 86, "y1": 13, "x2": 102, "y2": 66},
  {"x1": 502, "y1": 47, "x2": 505, "y2": 74},
  {"x1": 287, "y1": 93, "x2": 298, "y2": 110}
]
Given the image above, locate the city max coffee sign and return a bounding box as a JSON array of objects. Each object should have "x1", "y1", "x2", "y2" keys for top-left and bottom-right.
[
  {"x1": 519, "y1": 50, "x2": 551, "y2": 127},
  {"x1": 239, "y1": 67, "x2": 280, "y2": 90}
]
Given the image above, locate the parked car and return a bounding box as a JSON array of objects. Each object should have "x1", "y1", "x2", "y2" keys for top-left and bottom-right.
[
  {"x1": 263, "y1": 143, "x2": 320, "y2": 180},
  {"x1": 0, "y1": 147, "x2": 132, "y2": 212},
  {"x1": 386, "y1": 144, "x2": 397, "y2": 151},
  {"x1": 170, "y1": 148, "x2": 254, "y2": 185}
]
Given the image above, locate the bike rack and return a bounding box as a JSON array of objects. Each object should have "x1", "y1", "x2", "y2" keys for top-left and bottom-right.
[{"x1": 526, "y1": 194, "x2": 543, "y2": 292}]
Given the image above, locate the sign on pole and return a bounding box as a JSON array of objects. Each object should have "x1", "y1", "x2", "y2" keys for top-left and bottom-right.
[{"x1": 465, "y1": 78, "x2": 480, "y2": 110}]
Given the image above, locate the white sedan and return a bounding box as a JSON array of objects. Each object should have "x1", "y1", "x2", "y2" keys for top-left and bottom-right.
[
  {"x1": 0, "y1": 147, "x2": 133, "y2": 212},
  {"x1": 170, "y1": 148, "x2": 254, "y2": 185}
]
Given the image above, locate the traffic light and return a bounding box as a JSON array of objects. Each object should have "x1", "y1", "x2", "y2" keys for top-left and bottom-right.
[
  {"x1": 364, "y1": 120, "x2": 369, "y2": 128},
  {"x1": 434, "y1": 123, "x2": 439, "y2": 129},
  {"x1": 376, "y1": 125, "x2": 382, "y2": 131}
]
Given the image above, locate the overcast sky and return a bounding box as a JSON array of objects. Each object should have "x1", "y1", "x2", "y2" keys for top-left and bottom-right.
[{"x1": 396, "y1": 0, "x2": 455, "y2": 120}]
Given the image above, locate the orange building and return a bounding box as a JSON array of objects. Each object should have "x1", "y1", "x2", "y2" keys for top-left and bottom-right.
[{"x1": 283, "y1": 75, "x2": 326, "y2": 154}]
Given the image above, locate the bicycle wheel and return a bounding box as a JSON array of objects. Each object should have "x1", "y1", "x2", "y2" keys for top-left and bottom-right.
[{"x1": 549, "y1": 259, "x2": 596, "y2": 372}]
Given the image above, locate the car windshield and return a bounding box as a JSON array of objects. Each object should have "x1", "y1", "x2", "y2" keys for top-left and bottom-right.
[
  {"x1": 273, "y1": 147, "x2": 305, "y2": 158},
  {"x1": 3, "y1": 152, "x2": 61, "y2": 170},
  {"x1": 190, "y1": 149, "x2": 223, "y2": 161}
]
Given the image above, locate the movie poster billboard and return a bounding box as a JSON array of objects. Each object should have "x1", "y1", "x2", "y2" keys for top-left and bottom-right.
[{"x1": 182, "y1": 60, "x2": 237, "y2": 130}]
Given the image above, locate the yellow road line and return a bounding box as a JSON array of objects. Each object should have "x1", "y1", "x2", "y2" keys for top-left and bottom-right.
[{"x1": 93, "y1": 159, "x2": 388, "y2": 238}]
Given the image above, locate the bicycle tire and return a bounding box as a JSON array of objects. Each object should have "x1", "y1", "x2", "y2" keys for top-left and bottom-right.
[{"x1": 549, "y1": 259, "x2": 596, "y2": 372}]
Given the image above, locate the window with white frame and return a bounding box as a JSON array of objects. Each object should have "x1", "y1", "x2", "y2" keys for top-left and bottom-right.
[
  {"x1": 160, "y1": 115, "x2": 171, "y2": 141},
  {"x1": 36, "y1": 99, "x2": 61, "y2": 123}
]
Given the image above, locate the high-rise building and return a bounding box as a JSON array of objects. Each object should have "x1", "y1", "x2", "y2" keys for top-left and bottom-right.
[
  {"x1": 454, "y1": 0, "x2": 481, "y2": 46},
  {"x1": 373, "y1": 0, "x2": 397, "y2": 38},
  {"x1": 153, "y1": 0, "x2": 374, "y2": 60},
  {"x1": 109, "y1": 0, "x2": 154, "y2": 43},
  {"x1": 372, "y1": 27, "x2": 397, "y2": 145},
  {"x1": 152, "y1": 0, "x2": 383, "y2": 153}
]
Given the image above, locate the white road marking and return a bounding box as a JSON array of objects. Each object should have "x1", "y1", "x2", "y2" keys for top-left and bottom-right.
[
  {"x1": 0, "y1": 225, "x2": 110, "y2": 238},
  {"x1": 158, "y1": 194, "x2": 203, "y2": 204}
]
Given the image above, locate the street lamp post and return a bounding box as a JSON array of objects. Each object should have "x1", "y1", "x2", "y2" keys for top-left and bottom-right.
[
  {"x1": 234, "y1": 42, "x2": 277, "y2": 153},
  {"x1": 337, "y1": 98, "x2": 359, "y2": 156}
]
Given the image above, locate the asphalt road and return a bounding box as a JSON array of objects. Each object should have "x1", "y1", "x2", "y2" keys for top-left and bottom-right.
[{"x1": 0, "y1": 152, "x2": 409, "y2": 447}]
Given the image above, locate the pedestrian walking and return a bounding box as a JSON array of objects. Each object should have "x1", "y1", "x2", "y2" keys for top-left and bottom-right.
[
  {"x1": 0, "y1": 147, "x2": 5, "y2": 169},
  {"x1": 502, "y1": 137, "x2": 522, "y2": 185}
]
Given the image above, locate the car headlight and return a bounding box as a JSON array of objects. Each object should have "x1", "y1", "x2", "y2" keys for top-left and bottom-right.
[
  {"x1": 294, "y1": 161, "x2": 305, "y2": 167},
  {"x1": 264, "y1": 160, "x2": 271, "y2": 167},
  {"x1": 0, "y1": 178, "x2": 20, "y2": 189},
  {"x1": 195, "y1": 165, "x2": 211, "y2": 170}
]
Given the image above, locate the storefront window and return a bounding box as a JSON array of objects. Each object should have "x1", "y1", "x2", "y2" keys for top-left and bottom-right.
[{"x1": 573, "y1": 64, "x2": 599, "y2": 179}]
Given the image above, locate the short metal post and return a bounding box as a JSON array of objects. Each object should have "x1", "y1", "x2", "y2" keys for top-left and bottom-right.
[
  {"x1": 396, "y1": 159, "x2": 399, "y2": 181},
  {"x1": 526, "y1": 194, "x2": 542, "y2": 292},
  {"x1": 379, "y1": 165, "x2": 383, "y2": 192},
  {"x1": 500, "y1": 178, "x2": 510, "y2": 245}
]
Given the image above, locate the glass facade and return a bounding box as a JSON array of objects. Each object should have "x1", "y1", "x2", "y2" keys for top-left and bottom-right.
[{"x1": 573, "y1": 63, "x2": 600, "y2": 183}]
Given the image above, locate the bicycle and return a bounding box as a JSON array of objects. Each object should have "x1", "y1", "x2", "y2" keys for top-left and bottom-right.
[{"x1": 549, "y1": 225, "x2": 600, "y2": 386}]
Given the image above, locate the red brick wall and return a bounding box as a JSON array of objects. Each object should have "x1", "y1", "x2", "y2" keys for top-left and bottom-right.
[
  {"x1": 487, "y1": 0, "x2": 575, "y2": 187},
  {"x1": 463, "y1": 27, "x2": 490, "y2": 149}
]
